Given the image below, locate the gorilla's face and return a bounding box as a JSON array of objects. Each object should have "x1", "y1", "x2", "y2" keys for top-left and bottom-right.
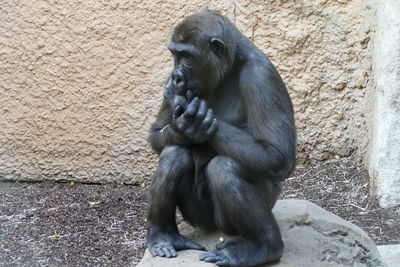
[{"x1": 167, "y1": 36, "x2": 227, "y2": 99}]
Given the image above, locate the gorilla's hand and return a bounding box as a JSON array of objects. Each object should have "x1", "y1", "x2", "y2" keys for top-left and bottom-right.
[
  {"x1": 172, "y1": 91, "x2": 218, "y2": 143},
  {"x1": 164, "y1": 77, "x2": 189, "y2": 110}
]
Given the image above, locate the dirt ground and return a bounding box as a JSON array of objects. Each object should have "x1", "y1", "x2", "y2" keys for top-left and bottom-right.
[{"x1": 1, "y1": 158, "x2": 399, "y2": 267}]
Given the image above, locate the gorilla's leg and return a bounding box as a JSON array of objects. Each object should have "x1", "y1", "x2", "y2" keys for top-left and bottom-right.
[
  {"x1": 176, "y1": 146, "x2": 218, "y2": 232},
  {"x1": 147, "y1": 146, "x2": 204, "y2": 258},
  {"x1": 200, "y1": 156, "x2": 283, "y2": 266}
]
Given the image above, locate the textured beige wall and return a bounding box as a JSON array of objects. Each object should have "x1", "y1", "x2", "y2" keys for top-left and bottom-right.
[{"x1": 0, "y1": 0, "x2": 373, "y2": 183}]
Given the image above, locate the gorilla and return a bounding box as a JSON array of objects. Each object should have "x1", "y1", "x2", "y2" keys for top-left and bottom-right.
[{"x1": 146, "y1": 9, "x2": 296, "y2": 267}]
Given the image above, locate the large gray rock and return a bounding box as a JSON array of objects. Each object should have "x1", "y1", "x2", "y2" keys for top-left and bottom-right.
[{"x1": 137, "y1": 200, "x2": 385, "y2": 267}]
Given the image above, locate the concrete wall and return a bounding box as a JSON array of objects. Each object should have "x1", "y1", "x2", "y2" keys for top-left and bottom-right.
[
  {"x1": 369, "y1": 0, "x2": 400, "y2": 208},
  {"x1": 0, "y1": 0, "x2": 374, "y2": 184}
]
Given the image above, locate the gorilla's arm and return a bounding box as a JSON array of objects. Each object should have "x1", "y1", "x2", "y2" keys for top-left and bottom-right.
[
  {"x1": 209, "y1": 121, "x2": 287, "y2": 180},
  {"x1": 149, "y1": 99, "x2": 191, "y2": 154},
  {"x1": 209, "y1": 62, "x2": 296, "y2": 181}
]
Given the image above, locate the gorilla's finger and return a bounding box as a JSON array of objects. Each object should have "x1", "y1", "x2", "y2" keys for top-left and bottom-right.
[
  {"x1": 202, "y1": 109, "x2": 214, "y2": 127},
  {"x1": 185, "y1": 97, "x2": 200, "y2": 117},
  {"x1": 173, "y1": 95, "x2": 187, "y2": 110},
  {"x1": 177, "y1": 116, "x2": 189, "y2": 131},
  {"x1": 155, "y1": 247, "x2": 165, "y2": 257},
  {"x1": 162, "y1": 247, "x2": 174, "y2": 258},
  {"x1": 196, "y1": 100, "x2": 207, "y2": 120},
  {"x1": 173, "y1": 106, "x2": 184, "y2": 120}
]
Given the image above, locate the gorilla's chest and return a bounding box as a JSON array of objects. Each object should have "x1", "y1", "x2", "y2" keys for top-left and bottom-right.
[{"x1": 210, "y1": 88, "x2": 247, "y2": 127}]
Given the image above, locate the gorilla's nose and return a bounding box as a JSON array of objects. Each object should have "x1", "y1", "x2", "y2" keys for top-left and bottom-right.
[{"x1": 172, "y1": 69, "x2": 186, "y2": 93}]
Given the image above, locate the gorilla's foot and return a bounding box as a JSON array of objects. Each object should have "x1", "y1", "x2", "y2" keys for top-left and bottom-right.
[
  {"x1": 200, "y1": 238, "x2": 283, "y2": 267},
  {"x1": 148, "y1": 230, "x2": 205, "y2": 258}
]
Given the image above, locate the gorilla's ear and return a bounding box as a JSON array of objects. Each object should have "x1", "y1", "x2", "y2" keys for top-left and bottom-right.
[{"x1": 210, "y1": 37, "x2": 225, "y2": 57}]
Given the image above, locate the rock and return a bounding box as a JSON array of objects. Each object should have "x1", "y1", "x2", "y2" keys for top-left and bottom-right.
[
  {"x1": 377, "y1": 244, "x2": 400, "y2": 267},
  {"x1": 369, "y1": 0, "x2": 400, "y2": 208},
  {"x1": 137, "y1": 199, "x2": 385, "y2": 267}
]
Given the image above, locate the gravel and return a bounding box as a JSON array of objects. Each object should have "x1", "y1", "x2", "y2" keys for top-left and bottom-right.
[{"x1": 0, "y1": 158, "x2": 399, "y2": 266}]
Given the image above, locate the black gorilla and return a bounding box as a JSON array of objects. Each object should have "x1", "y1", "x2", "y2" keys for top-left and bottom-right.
[{"x1": 147, "y1": 10, "x2": 296, "y2": 267}]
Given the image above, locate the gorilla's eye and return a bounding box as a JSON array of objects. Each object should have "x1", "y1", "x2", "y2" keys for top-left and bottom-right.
[{"x1": 179, "y1": 51, "x2": 191, "y2": 58}]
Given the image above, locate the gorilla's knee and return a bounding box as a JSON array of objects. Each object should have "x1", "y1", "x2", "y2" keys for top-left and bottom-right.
[
  {"x1": 156, "y1": 146, "x2": 192, "y2": 180},
  {"x1": 160, "y1": 146, "x2": 191, "y2": 166},
  {"x1": 207, "y1": 156, "x2": 241, "y2": 189}
]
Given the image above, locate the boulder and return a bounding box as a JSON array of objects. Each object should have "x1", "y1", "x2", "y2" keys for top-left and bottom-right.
[{"x1": 137, "y1": 199, "x2": 385, "y2": 267}]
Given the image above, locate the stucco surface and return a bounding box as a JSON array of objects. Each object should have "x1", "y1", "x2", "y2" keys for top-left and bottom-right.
[{"x1": 0, "y1": 0, "x2": 373, "y2": 183}]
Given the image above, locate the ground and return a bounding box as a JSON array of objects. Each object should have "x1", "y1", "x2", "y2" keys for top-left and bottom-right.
[{"x1": 0, "y1": 158, "x2": 399, "y2": 266}]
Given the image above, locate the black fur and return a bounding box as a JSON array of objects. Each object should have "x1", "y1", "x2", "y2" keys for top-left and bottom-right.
[{"x1": 147, "y1": 9, "x2": 296, "y2": 267}]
